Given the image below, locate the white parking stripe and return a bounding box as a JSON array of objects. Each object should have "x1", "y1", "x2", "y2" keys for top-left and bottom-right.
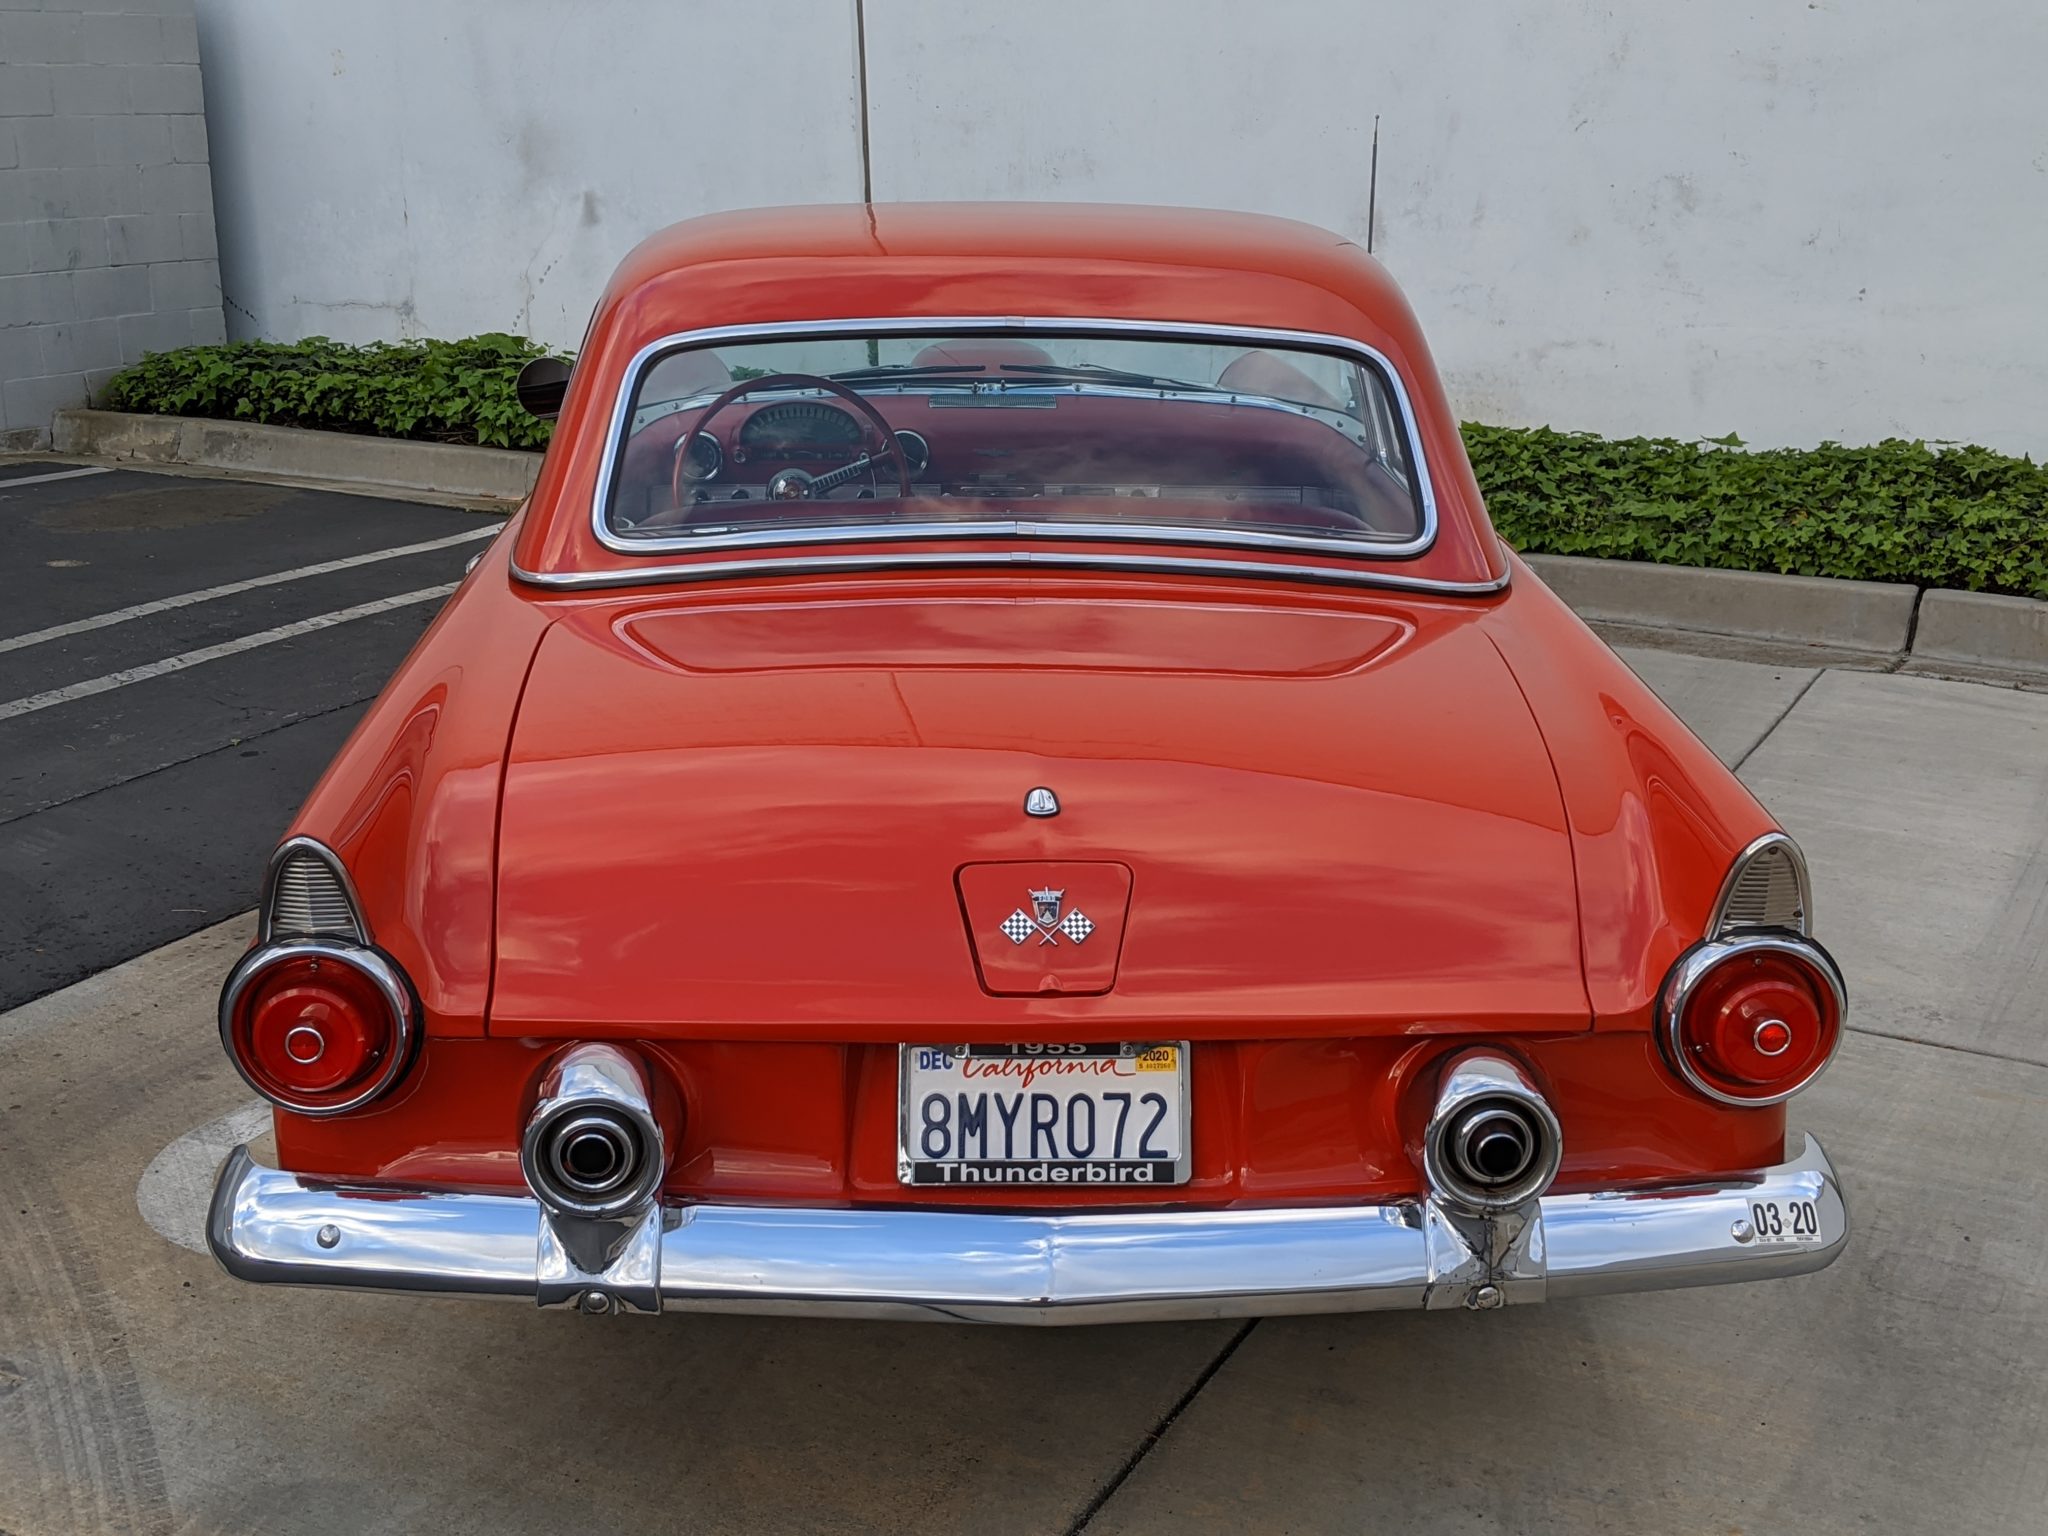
[
  {"x1": 0, "y1": 465, "x2": 114, "y2": 489},
  {"x1": 137, "y1": 1099, "x2": 270, "y2": 1254},
  {"x1": 0, "y1": 584, "x2": 457, "y2": 722},
  {"x1": 0, "y1": 523, "x2": 498, "y2": 655}
]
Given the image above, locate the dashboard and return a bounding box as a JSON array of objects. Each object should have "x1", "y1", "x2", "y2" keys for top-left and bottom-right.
[
  {"x1": 738, "y1": 400, "x2": 864, "y2": 457},
  {"x1": 671, "y1": 400, "x2": 931, "y2": 489}
]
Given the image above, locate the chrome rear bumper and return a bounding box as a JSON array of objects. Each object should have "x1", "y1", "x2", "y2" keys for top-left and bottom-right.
[{"x1": 207, "y1": 1134, "x2": 1846, "y2": 1323}]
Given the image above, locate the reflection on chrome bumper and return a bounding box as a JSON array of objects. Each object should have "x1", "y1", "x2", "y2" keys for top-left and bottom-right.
[{"x1": 207, "y1": 1135, "x2": 1847, "y2": 1324}]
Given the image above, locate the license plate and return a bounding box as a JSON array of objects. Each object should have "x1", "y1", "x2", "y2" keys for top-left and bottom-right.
[
  {"x1": 898, "y1": 1043, "x2": 1190, "y2": 1187},
  {"x1": 1749, "y1": 1196, "x2": 1825, "y2": 1243}
]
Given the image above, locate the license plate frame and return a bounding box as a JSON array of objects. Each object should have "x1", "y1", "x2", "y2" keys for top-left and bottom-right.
[{"x1": 896, "y1": 1042, "x2": 1192, "y2": 1188}]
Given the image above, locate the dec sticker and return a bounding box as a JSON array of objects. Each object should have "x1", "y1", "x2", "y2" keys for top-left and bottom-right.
[{"x1": 1136, "y1": 1046, "x2": 1179, "y2": 1073}]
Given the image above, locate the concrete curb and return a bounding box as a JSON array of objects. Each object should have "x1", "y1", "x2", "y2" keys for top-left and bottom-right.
[
  {"x1": 1523, "y1": 553, "x2": 1920, "y2": 654},
  {"x1": 25, "y1": 414, "x2": 2048, "y2": 678},
  {"x1": 1524, "y1": 553, "x2": 2047, "y2": 681},
  {"x1": 50, "y1": 408, "x2": 540, "y2": 504},
  {"x1": 1908, "y1": 590, "x2": 2048, "y2": 678}
]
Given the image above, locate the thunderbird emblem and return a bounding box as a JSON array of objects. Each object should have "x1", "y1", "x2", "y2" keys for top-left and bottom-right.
[{"x1": 1002, "y1": 887, "x2": 1095, "y2": 946}]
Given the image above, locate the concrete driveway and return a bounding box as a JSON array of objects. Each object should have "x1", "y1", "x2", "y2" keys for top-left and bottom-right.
[{"x1": 1, "y1": 463, "x2": 2042, "y2": 1535}]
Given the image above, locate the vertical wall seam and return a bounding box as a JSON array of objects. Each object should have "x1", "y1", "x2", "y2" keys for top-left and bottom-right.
[{"x1": 854, "y1": 0, "x2": 874, "y2": 204}]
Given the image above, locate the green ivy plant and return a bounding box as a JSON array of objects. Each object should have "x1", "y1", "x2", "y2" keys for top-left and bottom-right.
[
  {"x1": 101, "y1": 333, "x2": 568, "y2": 451},
  {"x1": 99, "y1": 340, "x2": 2047, "y2": 597},
  {"x1": 1464, "y1": 424, "x2": 2048, "y2": 599}
]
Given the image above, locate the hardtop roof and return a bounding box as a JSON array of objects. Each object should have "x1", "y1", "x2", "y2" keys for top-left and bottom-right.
[{"x1": 514, "y1": 203, "x2": 1506, "y2": 590}]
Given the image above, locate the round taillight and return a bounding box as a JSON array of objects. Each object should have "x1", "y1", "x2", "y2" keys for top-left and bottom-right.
[
  {"x1": 220, "y1": 942, "x2": 417, "y2": 1114},
  {"x1": 1661, "y1": 937, "x2": 1845, "y2": 1106}
]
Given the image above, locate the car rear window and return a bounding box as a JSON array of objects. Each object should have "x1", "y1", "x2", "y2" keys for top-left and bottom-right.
[{"x1": 601, "y1": 328, "x2": 1429, "y2": 554}]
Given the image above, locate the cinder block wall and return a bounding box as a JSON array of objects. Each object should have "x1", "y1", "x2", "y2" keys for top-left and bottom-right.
[{"x1": 0, "y1": 0, "x2": 224, "y2": 448}]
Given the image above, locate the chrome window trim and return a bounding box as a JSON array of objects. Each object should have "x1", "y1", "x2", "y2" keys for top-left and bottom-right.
[
  {"x1": 217, "y1": 937, "x2": 421, "y2": 1117},
  {"x1": 588, "y1": 316, "x2": 1443, "y2": 563},
  {"x1": 640, "y1": 378, "x2": 1371, "y2": 434},
  {"x1": 258, "y1": 834, "x2": 369, "y2": 946},
  {"x1": 511, "y1": 546, "x2": 1510, "y2": 597},
  {"x1": 1658, "y1": 932, "x2": 1848, "y2": 1108},
  {"x1": 1708, "y1": 830, "x2": 1813, "y2": 939}
]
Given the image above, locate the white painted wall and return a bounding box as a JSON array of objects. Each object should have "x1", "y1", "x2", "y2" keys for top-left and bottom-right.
[
  {"x1": 191, "y1": 0, "x2": 2048, "y2": 454},
  {"x1": 190, "y1": 0, "x2": 863, "y2": 347}
]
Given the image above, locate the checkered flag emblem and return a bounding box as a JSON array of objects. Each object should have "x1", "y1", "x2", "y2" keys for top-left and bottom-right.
[{"x1": 1000, "y1": 892, "x2": 1094, "y2": 946}]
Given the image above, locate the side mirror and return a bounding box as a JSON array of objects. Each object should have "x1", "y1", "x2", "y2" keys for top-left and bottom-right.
[{"x1": 515, "y1": 356, "x2": 572, "y2": 419}]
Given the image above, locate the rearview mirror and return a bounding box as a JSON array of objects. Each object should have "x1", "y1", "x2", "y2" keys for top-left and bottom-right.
[{"x1": 515, "y1": 356, "x2": 572, "y2": 419}]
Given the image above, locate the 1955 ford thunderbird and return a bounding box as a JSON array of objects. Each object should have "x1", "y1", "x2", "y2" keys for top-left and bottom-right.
[{"x1": 204, "y1": 203, "x2": 1848, "y2": 1322}]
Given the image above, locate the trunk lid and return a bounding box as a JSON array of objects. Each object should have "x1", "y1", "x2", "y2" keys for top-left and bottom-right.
[{"x1": 489, "y1": 582, "x2": 1588, "y2": 1036}]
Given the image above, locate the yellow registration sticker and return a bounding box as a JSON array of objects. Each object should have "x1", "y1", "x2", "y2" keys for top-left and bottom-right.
[{"x1": 1135, "y1": 1046, "x2": 1178, "y2": 1072}]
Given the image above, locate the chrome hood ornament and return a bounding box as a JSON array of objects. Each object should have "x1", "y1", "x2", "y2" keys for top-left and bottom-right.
[{"x1": 1024, "y1": 787, "x2": 1060, "y2": 817}]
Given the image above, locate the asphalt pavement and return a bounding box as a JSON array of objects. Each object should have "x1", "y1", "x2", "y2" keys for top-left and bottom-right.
[
  {"x1": 1, "y1": 463, "x2": 2043, "y2": 1535},
  {"x1": 0, "y1": 461, "x2": 501, "y2": 1008}
]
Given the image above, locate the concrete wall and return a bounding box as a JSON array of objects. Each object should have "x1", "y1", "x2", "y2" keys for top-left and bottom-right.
[
  {"x1": 0, "y1": 0, "x2": 225, "y2": 446},
  {"x1": 188, "y1": 0, "x2": 2047, "y2": 454},
  {"x1": 192, "y1": 0, "x2": 861, "y2": 352}
]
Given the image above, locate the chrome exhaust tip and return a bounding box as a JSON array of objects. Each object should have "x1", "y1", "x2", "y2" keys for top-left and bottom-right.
[
  {"x1": 1424, "y1": 1052, "x2": 1563, "y2": 1212},
  {"x1": 542, "y1": 1110, "x2": 644, "y2": 1201},
  {"x1": 520, "y1": 1043, "x2": 667, "y2": 1220},
  {"x1": 1450, "y1": 1107, "x2": 1539, "y2": 1188}
]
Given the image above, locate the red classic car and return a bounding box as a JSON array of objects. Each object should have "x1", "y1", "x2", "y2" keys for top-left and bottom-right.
[{"x1": 206, "y1": 203, "x2": 1848, "y2": 1321}]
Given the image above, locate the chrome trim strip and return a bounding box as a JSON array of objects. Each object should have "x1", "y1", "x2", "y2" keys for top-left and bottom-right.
[
  {"x1": 587, "y1": 316, "x2": 1441, "y2": 564},
  {"x1": 1708, "y1": 830, "x2": 1813, "y2": 939},
  {"x1": 206, "y1": 1134, "x2": 1848, "y2": 1323},
  {"x1": 258, "y1": 835, "x2": 368, "y2": 945},
  {"x1": 217, "y1": 939, "x2": 421, "y2": 1117},
  {"x1": 510, "y1": 548, "x2": 1512, "y2": 597},
  {"x1": 1658, "y1": 932, "x2": 1848, "y2": 1108}
]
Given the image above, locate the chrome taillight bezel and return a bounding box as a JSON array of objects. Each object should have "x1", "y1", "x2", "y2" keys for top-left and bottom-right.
[
  {"x1": 1658, "y1": 931, "x2": 1847, "y2": 1107},
  {"x1": 228, "y1": 836, "x2": 417, "y2": 1114},
  {"x1": 259, "y1": 835, "x2": 369, "y2": 945},
  {"x1": 218, "y1": 938, "x2": 420, "y2": 1115},
  {"x1": 1708, "y1": 831, "x2": 1812, "y2": 940}
]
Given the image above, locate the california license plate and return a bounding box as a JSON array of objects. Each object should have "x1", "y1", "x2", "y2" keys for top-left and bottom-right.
[{"x1": 898, "y1": 1043, "x2": 1191, "y2": 1187}]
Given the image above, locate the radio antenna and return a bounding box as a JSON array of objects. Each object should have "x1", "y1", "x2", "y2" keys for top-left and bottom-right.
[{"x1": 1367, "y1": 114, "x2": 1381, "y2": 254}]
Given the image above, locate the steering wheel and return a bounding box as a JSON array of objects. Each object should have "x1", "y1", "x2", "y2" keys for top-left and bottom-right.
[{"x1": 670, "y1": 372, "x2": 913, "y2": 512}]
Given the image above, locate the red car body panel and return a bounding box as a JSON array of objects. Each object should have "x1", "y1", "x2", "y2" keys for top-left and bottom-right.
[
  {"x1": 267, "y1": 203, "x2": 1787, "y2": 1209},
  {"x1": 274, "y1": 1032, "x2": 1786, "y2": 1208},
  {"x1": 286, "y1": 518, "x2": 548, "y2": 1038},
  {"x1": 489, "y1": 578, "x2": 1585, "y2": 1037},
  {"x1": 1479, "y1": 557, "x2": 1776, "y2": 1023}
]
